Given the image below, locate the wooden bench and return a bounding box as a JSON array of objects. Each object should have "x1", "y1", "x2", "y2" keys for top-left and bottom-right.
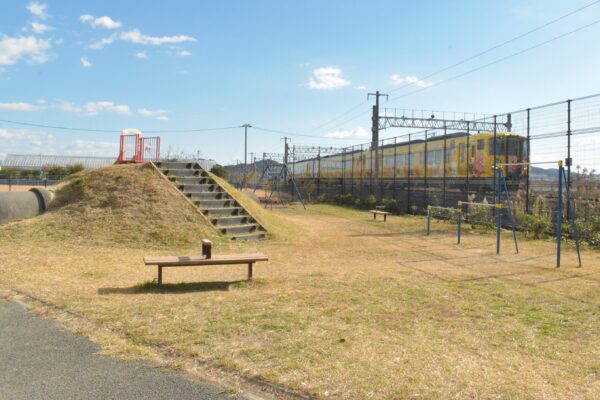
[
  {"x1": 370, "y1": 209, "x2": 390, "y2": 221},
  {"x1": 143, "y1": 240, "x2": 268, "y2": 285}
]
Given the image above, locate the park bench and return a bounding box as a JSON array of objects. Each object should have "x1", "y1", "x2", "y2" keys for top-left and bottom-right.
[
  {"x1": 143, "y1": 240, "x2": 268, "y2": 285},
  {"x1": 370, "y1": 207, "x2": 390, "y2": 221}
]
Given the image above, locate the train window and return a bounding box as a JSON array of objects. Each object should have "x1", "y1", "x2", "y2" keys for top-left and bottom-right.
[
  {"x1": 477, "y1": 139, "x2": 484, "y2": 150},
  {"x1": 409, "y1": 153, "x2": 415, "y2": 165},
  {"x1": 460, "y1": 144, "x2": 466, "y2": 163},
  {"x1": 396, "y1": 154, "x2": 405, "y2": 166},
  {"x1": 385, "y1": 155, "x2": 394, "y2": 168},
  {"x1": 419, "y1": 152, "x2": 425, "y2": 165}
]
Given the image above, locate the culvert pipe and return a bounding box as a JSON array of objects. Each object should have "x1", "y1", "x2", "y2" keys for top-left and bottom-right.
[{"x1": 0, "y1": 188, "x2": 54, "y2": 224}]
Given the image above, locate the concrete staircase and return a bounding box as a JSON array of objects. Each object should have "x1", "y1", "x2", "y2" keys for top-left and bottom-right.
[{"x1": 156, "y1": 161, "x2": 267, "y2": 240}]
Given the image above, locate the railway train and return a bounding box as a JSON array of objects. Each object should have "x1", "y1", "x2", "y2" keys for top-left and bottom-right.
[{"x1": 291, "y1": 132, "x2": 527, "y2": 182}]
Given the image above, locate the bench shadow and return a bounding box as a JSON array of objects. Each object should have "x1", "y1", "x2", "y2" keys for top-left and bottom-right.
[{"x1": 98, "y1": 280, "x2": 246, "y2": 295}]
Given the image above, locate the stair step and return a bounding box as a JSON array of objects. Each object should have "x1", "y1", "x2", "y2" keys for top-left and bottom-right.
[
  {"x1": 231, "y1": 232, "x2": 267, "y2": 241},
  {"x1": 157, "y1": 161, "x2": 201, "y2": 170},
  {"x1": 202, "y1": 207, "x2": 244, "y2": 216},
  {"x1": 178, "y1": 183, "x2": 217, "y2": 192},
  {"x1": 171, "y1": 176, "x2": 212, "y2": 185},
  {"x1": 220, "y1": 224, "x2": 260, "y2": 235},
  {"x1": 195, "y1": 199, "x2": 236, "y2": 208},
  {"x1": 211, "y1": 215, "x2": 250, "y2": 226},
  {"x1": 187, "y1": 191, "x2": 227, "y2": 200},
  {"x1": 162, "y1": 168, "x2": 201, "y2": 177}
]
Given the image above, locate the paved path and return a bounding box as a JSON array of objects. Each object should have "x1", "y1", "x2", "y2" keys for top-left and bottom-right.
[{"x1": 0, "y1": 299, "x2": 242, "y2": 399}]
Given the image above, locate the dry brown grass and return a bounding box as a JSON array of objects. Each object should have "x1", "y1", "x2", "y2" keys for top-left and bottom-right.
[
  {"x1": 0, "y1": 164, "x2": 223, "y2": 249},
  {"x1": 1, "y1": 182, "x2": 600, "y2": 399}
]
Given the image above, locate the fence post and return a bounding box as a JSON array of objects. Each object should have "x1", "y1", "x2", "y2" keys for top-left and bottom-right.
[
  {"x1": 393, "y1": 137, "x2": 397, "y2": 205},
  {"x1": 426, "y1": 206, "x2": 431, "y2": 236},
  {"x1": 317, "y1": 146, "x2": 321, "y2": 197},
  {"x1": 557, "y1": 161, "x2": 563, "y2": 268},
  {"x1": 443, "y1": 125, "x2": 447, "y2": 207},
  {"x1": 466, "y1": 122, "x2": 470, "y2": 203},
  {"x1": 526, "y1": 108, "x2": 531, "y2": 214},
  {"x1": 423, "y1": 130, "x2": 428, "y2": 211},
  {"x1": 342, "y1": 148, "x2": 346, "y2": 195},
  {"x1": 493, "y1": 115, "x2": 498, "y2": 205},
  {"x1": 407, "y1": 134, "x2": 412, "y2": 213},
  {"x1": 566, "y1": 99, "x2": 572, "y2": 219},
  {"x1": 457, "y1": 209, "x2": 462, "y2": 244},
  {"x1": 351, "y1": 146, "x2": 355, "y2": 196},
  {"x1": 380, "y1": 139, "x2": 384, "y2": 201},
  {"x1": 8, "y1": 177, "x2": 11, "y2": 192}
]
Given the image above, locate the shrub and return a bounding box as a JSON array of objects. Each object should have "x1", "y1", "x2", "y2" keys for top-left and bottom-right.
[{"x1": 210, "y1": 164, "x2": 228, "y2": 179}]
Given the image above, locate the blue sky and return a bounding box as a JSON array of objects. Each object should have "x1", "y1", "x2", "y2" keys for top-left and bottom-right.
[{"x1": 1, "y1": 0, "x2": 600, "y2": 166}]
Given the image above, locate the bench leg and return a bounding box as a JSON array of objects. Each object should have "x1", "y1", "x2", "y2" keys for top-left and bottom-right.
[
  {"x1": 158, "y1": 266, "x2": 163, "y2": 285},
  {"x1": 384, "y1": 214, "x2": 387, "y2": 222},
  {"x1": 247, "y1": 263, "x2": 253, "y2": 280},
  {"x1": 373, "y1": 213, "x2": 376, "y2": 220}
]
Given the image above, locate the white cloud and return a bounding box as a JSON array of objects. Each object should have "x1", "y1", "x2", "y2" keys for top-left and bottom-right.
[
  {"x1": 138, "y1": 108, "x2": 167, "y2": 117},
  {"x1": 56, "y1": 100, "x2": 82, "y2": 113},
  {"x1": 88, "y1": 34, "x2": 116, "y2": 50},
  {"x1": 134, "y1": 51, "x2": 147, "y2": 59},
  {"x1": 80, "y1": 14, "x2": 122, "y2": 29},
  {"x1": 356, "y1": 85, "x2": 367, "y2": 91},
  {"x1": 80, "y1": 57, "x2": 92, "y2": 68},
  {"x1": 0, "y1": 128, "x2": 53, "y2": 148},
  {"x1": 156, "y1": 115, "x2": 169, "y2": 121},
  {"x1": 55, "y1": 100, "x2": 132, "y2": 116},
  {"x1": 27, "y1": 2, "x2": 47, "y2": 19},
  {"x1": 31, "y1": 22, "x2": 53, "y2": 34},
  {"x1": 84, "y1": 101, "x2": 132, "y2": 116},
  {"x1": 307, "y1": 66, "x2": 350, "y2": 90},
  {"x1": 0, "y1": 102, "x2": 42, "y2": 111},
  {"x1": 326, "y1": 126, "x2": 368, "y2": 139},
  {"x1": 390, "y1": 74, "x2": 404, "y2": 85},
  {"x1": 35, "y1": 99, "x2": 46, "y2": 104},
  {"x1": 120, "y1": 29, "x2": 196, "y2": 46},
  {"x1": 0, "y1": 36, "x2": 51, "y2": 65},
  {"x1": 71, "y1": 139, "x2": 119, "y2": 151},
  {"x1": 177, "y1": 50, "x2": 192, "y2": 56},
  {"x1": 391, "y1": 74, "x2": 433, "y2": 88}
]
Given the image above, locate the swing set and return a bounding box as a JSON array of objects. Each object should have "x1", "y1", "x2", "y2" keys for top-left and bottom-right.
[{"x1": 426, "y1": 160, "x2": 582, "y2": 268}]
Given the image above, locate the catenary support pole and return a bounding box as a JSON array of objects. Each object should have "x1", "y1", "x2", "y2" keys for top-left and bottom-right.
[{"x1": 557, "y1": 160, "x2": 563, "y2": 268}]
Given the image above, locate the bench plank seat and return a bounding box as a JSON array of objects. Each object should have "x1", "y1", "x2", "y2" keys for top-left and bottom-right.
[
  {"x1": 144, "y1": 253, "x2": 268, "y2": 284},
  {"x1": 369, "y1": 209, "x2": 390, "y2": 221}
]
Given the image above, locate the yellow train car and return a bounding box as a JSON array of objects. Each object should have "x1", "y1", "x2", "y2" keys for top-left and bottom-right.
[{"x1": 291, "y1": 132, "x2": 526, "y2": 181}]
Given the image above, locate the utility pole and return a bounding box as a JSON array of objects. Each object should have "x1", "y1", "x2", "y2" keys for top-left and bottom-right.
[
  {"x1": 281, "y1": 137, "x2": 291, "y2": 182},
  {"x1": 367, "y1": 91, "x2": 388, "y2": 179},
  {"x1": 249, "y1": 152, "x2": 256, "y2": 174},
  {"x1": 241, "y1": 123, "x2": 252, "y2": 188}
]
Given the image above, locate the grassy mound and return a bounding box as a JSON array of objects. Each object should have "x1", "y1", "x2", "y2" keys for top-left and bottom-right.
[{"x1": 0, "y1": 164, "x2": 218, "y2": 249}]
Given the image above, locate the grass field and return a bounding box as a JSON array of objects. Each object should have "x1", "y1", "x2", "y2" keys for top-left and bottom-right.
[{"x1": 1, "y1": 197, "x2": 599, "y2": 398}]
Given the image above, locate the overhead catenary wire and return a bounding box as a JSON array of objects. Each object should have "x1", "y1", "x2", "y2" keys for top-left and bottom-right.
[
  {"x1": 305, "y1": 0, "x2": 600, "y2": 136},
  {"x1": 388, "y1": 0, "x2": 600, "y2": 95},
  {"x1": 388, "y1": 17, "x2": 600, "y2": 103}
]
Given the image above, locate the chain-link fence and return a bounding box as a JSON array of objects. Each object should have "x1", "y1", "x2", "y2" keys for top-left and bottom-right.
[{"x1": 284, "y1": 94, "x2": 600, "y2": 245}]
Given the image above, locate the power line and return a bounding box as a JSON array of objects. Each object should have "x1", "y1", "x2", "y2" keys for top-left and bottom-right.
[
  {"x1": 388, "y1": 17, "x2": 600, "y2": 103},
  {"x1": 303, "y1": 0, "x2": 600, "y2": 136},
  {"x1": 388, "y1": 0, "x2": 600, "y2": 95},
  {"x1": 0, "y1": 118, "x2": 242, "y2": 134}
]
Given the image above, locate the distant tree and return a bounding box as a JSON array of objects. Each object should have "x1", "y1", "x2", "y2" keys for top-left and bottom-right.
[
  {"x1": 66, "y1": 163, "x2": 85, "y2": 175},
  {"x1": 210, "y1": 164, "x2": 228, "y2": 179},
  {"x1": 47, "y1": 165, "x2": 68, "y2": 176}
]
